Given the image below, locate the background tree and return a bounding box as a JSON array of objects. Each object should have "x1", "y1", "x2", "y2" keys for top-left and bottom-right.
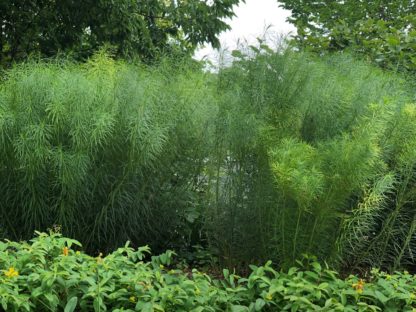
[
  {"x1": 0, "y1": 0, "x2": 241, "y2": 65},
  {"x1": 278, "y1": 0, "x2": 416, "y2": 72}
]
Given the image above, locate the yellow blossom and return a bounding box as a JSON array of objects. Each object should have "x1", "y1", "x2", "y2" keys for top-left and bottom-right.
[
  {"x1": 352, "y1": 279, "x2": 365, "y2": 294},
  {"x1": 4, "y1": 267, "x2": 19, "y2": 278},
  {"x1": 265, "y1": 293, "x2": 273, "y2": 300},
  {"x1": 63, "y1": 246, "x2": 69, "y2": 256},
  {"x1": 129, "y1": 296, "x2": 136, "y2": 303}
]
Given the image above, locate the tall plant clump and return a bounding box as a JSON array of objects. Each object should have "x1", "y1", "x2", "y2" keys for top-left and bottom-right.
[
  {"x1": 210, "y1": 46, "x2": 416, "y2": 270},
  {"x1": 0, "y1": 55, "x2": 217, "y2": 252}
]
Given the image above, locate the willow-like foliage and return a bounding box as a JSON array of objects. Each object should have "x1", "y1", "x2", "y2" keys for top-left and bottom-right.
[
  {"x1": 210, "y1": 47, "x2": 416, "y2": 270},
  {"x1": 1, "y1": 49, "x2": 416, "y2": 271},
  {"x1": 0, "y1": 55, "x2": 217, "y2": 252}
]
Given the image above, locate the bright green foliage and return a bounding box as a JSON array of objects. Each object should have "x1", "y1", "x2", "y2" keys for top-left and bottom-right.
[
  {"x1": 278, "y1": 0, "x2": 416, "y2": 73},
  {"x1": 1, "y1": 233, "x2": 416, "y2": 311},
  {"x1": 0, "y1": 54, "x2": 218, "y2": 252},
  {"x1": 210, "y1": 45, "x2": 416, "y2": 270},
  {"x1": 0, "y1": 0, "x2": 241, "y2": 65},
  {"x1": 1, "y1": 48, "x2": 416, "y2": 272}
]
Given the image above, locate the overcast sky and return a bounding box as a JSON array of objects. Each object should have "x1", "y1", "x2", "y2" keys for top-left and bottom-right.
[{"x1": 194, "y1": 0, "x2": 296, "y2": 60}]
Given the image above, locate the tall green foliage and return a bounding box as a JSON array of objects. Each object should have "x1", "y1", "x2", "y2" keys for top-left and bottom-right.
[
  {"x1": 1, "y1": 48, "x2": 416, "y2": 272},
  {"x1": 0, "y1": 54, "x2": 217, "y2": 252},
  {"x1": 210, "y1": 46, "x2": 416, "y2": 270}
]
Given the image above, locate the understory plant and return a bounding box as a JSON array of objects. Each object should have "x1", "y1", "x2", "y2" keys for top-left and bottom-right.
[{"x1": 1, "y1": 233, "x2": 416, "y2": 312}]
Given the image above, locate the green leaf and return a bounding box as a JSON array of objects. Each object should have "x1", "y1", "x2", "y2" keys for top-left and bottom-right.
[
  {"x1": 231, "y1": 50, "x2": 243, "y2": 58},
  {"x1": 142, "y1": 302, "x2": 154, "y2": 312},
  {"x1": 231, "y1": 305, "x2": 249, "y2": 312},
  {"x1": 318, "y1": 282, "x2": 329, "y2": 290},
  {"x1": 223, "y1": 269, "x2": 229, "y2": 280},
  {"x1": 312, "y1": 262, "x2": 321, "y2": 272},
  {"x1": 1, "y1": 300, "x2": 7, "y2": 311},
  {"x1": 64, "y1": 297, "x2": 78, "y2": 312},
  {"x1": 255, "y1": 298, "x2": 266, "y2": 311},
  {"x1": 374, "y1": 290, "x2": 389, "y2": 304}
]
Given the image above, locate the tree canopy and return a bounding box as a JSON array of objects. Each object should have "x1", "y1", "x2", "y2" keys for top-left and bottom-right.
[
  {"x1": 0, "y1": 0, "x2": 241, "y2": 65},
  {"x1": 278, "y1": 0, "x2": 416, "y2": 72}
]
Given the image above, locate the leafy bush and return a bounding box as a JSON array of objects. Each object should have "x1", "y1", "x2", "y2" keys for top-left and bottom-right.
[
  {"x1": 279, "y1": 1, "x2": 416, "y2": 73},
  {"x1": 1, "y1": 233, "x2": 416, "y2": 311},
  {"x1": 0, "y1": 0, "x2": 240, "y2": 65}
]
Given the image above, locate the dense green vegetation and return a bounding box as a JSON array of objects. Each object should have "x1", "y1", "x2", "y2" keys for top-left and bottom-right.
[
  {"x1": 210, "y1": 47, "x2": 416, "y2": 271},
  {"x1": 2, "y1": 1, "x2": 416, "y2": 310},
  {"x1": 0, "y1": 53, "x2": 216, "y2": 252},
  {"x1": 0, "y1": 0, "x2": 240, "y2": 65},
  {"x1": 2, "y1": 232, "x2": 416, "y2": 311},
  {"x1": 279, "y1": 0, "x2": 416, "y2": 73},
  {"x1": 1, "y1": 48, "x2": 416, "y2": 273}
]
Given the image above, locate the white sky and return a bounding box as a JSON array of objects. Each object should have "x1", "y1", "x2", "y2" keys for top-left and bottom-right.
[{"x1": 194, "y1": 0, "x2": 296, "y2": 60}]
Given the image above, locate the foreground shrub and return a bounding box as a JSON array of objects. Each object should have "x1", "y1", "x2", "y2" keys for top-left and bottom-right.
[{"x1": 1, "y1": 233, "x2": 416, "y2": 311}]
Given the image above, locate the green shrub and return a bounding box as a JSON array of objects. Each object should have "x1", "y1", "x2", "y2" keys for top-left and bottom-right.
[{"x1": 1, "y1": 233, "x2": 416, "y2": 311}]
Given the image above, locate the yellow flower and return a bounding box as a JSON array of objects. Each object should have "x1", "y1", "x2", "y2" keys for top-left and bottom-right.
[
  {"x1": 265, "y1": 293, "x2": 273, "y2": 300},
  {"x1": 4, "y1": 267, "x2": 19, "y2": 278},
  {"x1": 159, "y1": 264, "x2": 164, "y2": 269},
  {"x1": 129, "y1": 296, "x2": 136, "y2": 303},
  {"x1": 352, "y1": 279, "x2": 365, "y2": 294},
  {"x1": 63, "y1": 247, "x2": 69, "y2": 256}
]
